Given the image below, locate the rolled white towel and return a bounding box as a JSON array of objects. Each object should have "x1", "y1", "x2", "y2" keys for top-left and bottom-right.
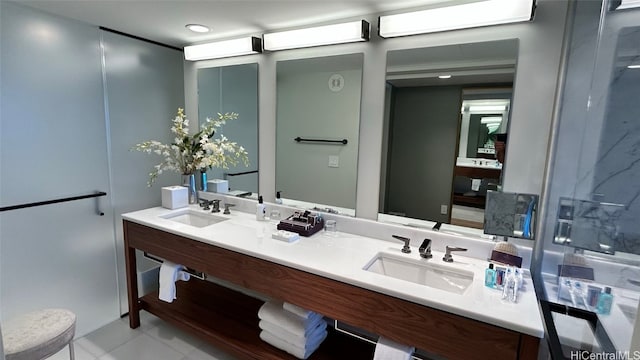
[
  {"x1": 258, "y1": 301, "x2": 323, "y2": 335},
  {"x1": 259, "y1": 319, "x2": 327, "y2": 348},
  {"x1": 283, "y1": 302, "x2": 316, "y2": 319},
  {"x1": 260, "y1": 329, "x2": 327, "y2": 360}
]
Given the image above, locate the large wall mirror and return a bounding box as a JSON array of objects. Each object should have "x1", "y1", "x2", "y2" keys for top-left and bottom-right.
[
  {"x1": 198, "y1": 63, "x2": 259, "y2": 196},
  {"x1": 378, "y1": 39, "x2": 518, "y2": 231},
  {"x1": 276, "y1": 53, "x2": 363, "y2": 215}
]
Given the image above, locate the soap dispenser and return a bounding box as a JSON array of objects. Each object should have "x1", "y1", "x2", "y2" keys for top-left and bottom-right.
[
  {"x1": 256, "y1": 196, "x2": 266, "y2": 221},
  {"x1": 484, "y1": 263, "x2": 496, "y2": 288},
  {"x1": 596, "y1": 287, "x2": 613, "y2": 315}
]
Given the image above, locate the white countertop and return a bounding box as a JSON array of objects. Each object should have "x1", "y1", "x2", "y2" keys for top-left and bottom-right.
[{"x1": 122, "y1": 205, "x2": 545, "y2": 338}]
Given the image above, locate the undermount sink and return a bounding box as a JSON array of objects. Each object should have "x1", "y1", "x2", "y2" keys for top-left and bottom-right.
[
  {"x1": 160, "y1": 209, "x2": 228, "y2": 228},
  {"x1": 364, "y1": 253, "x2": 474, "y2": 294}
]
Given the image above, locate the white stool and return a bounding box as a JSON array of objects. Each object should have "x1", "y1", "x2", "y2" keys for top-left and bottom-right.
[{"x1": 2, "y1": 309, "x2": 76, "y2": 360}]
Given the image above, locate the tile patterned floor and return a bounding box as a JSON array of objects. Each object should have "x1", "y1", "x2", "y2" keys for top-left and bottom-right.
[{"x1": 47, "y1": 312, "x2": 237, "y2": 360}]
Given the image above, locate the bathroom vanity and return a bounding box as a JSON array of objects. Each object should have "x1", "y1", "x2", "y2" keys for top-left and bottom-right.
[{"x1": 123, "y1": 205, "x2": 543, "y2": 360}]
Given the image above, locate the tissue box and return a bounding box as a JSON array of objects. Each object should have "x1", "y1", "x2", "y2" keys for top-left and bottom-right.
[
  {"x1": 207, "y1": 179, "x2": 229, "y2": 193},
  {"x1": 161, "y1": 186, "x2": 188, "y2": 209}
]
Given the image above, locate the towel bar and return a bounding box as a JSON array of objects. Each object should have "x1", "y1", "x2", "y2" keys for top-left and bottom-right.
[{"x1": 143, "y1": 252, "x2": 206, "y2": 280}]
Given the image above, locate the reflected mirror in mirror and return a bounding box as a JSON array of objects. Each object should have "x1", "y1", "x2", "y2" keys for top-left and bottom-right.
[
  {"x1": 198, "y1": 63, "x2": 259, "y2": 197},
  {"x1": 378, "y1": 39, "x2": 518, "y2": 232},
  {"x1": 276, "y1": 54, "x2": 363, "y2": 216}
]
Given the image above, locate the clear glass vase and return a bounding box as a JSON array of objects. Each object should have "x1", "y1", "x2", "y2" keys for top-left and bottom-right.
[{"x1": 182, "y1": 173, "x2": 198, "y2": 204}]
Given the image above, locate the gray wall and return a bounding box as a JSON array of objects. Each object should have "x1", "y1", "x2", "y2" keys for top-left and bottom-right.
[
  {"x1": 198, "y1": 64, "x2": 259, "y2": 193},
  {"x1": 276, "y1": 67, "x2": 362, "y2": 209},
  {"x1": 384, "y1": 85, "x2": 462, "y2": 222}
]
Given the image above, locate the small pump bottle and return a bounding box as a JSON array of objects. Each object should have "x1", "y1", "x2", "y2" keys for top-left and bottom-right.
[
  {"x1": 596, "y1": 287, "x2": 613, "y2": 315},
  {"x1": 256, "y1": 196, "x2": 266, "y2": 221},
  {"x1": 275, "y1": 191, "x2": 283, "y2": 204},
  {"x1": 484, "y1": 263, "x2": 496, "y2": 288}
]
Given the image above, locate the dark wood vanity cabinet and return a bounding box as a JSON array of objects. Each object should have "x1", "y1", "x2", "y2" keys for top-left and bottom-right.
[{"x1": 123, "y1": 220, "x2": 539, "y2": 360}]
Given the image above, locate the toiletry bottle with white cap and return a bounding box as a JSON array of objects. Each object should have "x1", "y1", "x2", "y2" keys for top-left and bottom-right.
[{"x1": 256, "y1": 195, "x2": 266, "y2": 221}]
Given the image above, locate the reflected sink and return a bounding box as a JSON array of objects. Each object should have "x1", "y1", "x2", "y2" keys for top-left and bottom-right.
[
  {"x1": 160, "y1": 209, "x2": 228, "y2": 228},
  {"x1": 364, "y1": 253, "x2": 474, "y2": 294}
]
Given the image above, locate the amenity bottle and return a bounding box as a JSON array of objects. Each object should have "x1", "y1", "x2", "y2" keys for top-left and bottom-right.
[
  {"x1": 484, "y1": 263, "x2": 496, "y2": 288},
  {"x1": 596, "y1": 287, "x2": 613, "y2": 315}
]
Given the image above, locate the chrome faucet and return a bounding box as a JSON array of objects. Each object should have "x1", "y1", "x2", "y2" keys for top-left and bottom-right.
[
  {"x1": 442, "y1": 246, "x2": 467, "y2": 262},
  {"x1": 211, "y1": 199, "x2": 221, "y2": 213},
  {"x1": 392, "y1": 235, "x2": 411, "y2": 254},
  {"x1": 419, "y1": 239, "x2": 432, "y2": 259}
]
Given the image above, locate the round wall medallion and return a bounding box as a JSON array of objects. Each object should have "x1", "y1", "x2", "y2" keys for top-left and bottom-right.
[{"x1": 328, "y1": 74, "x2": 345, "y2": 92}]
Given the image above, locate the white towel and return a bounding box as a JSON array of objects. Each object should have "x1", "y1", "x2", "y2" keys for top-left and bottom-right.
[
  {"x1": 158, "y1": 261, "x2": 190, "y2": 303},
  {"x1": 258, "y1": 301, "x2": 324, "y2": 335},
  {"x1": 471, "y1": 178, "x2": 482, "y2": 191},
  {"x1": 260, "y1": 329, "x2": 327, "y2": 359},
  {"x1": 283, "y1": 302, "x2": 316, "y2": 319},
  {"x1": 373, "y1": 336, "x2": 414, "y2": 360},
  {"x1": 259, "y1": 319, "x2": 327, "y2": 348}
]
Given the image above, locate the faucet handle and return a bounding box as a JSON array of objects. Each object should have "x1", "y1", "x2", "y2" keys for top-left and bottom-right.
[
  {"x1": 223, "y1": 203, "x2": 235, "y2": 215},
  {"x1": 392, "y1": 235, "x2": 411, "y2": 254},
  {"x1": 442, "y1": 246, "x2": 468, "y2": 262},
  {"x1": 419, "y1": 239, "x2": 432, "y2": 259}
]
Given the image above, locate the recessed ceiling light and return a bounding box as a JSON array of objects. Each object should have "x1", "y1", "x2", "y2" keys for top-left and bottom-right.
[
  {"x1": 186, "y1": 24, "x2": 210, "y2": 33},
  {"x1": 438, "y1": 75, "x2": 452, "y2": 79},
  {"x1": 628, "y1": 64, "x2": 640, "y2": 69}
]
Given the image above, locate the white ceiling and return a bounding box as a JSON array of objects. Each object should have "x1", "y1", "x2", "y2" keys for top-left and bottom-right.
[{"x1": 15, "y1": 0, "x2": 472, "y2": 48}]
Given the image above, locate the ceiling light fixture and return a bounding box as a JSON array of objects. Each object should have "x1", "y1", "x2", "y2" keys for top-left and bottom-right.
[
  {"x1": 263, "y1": 20, "x2": 369, "y2": 51},
  {"x1": 184, "y1": 37, "x2": 262, "y2": 61},
  {"x1": 438, "y1": 75, "x2": 452, "y2": 79},
  {"x1": 378, "y1": 0, "x2": 535, "y2": 38},
  {"x1": 628, "y1": 64, "x2": 640, "y2": 69},
  {"x1": 185, "y1": 24, "x2": 210, "y2": 33}
]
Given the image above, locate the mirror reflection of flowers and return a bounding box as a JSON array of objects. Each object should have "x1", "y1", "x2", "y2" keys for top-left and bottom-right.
[{"x1": 133, "y1": 108, "x2": 249, "y2": 186}]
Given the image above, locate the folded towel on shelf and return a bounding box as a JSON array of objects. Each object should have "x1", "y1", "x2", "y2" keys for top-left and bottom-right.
[
  {"x1": 258, "y1": 301, "x2": 324, "y2": 335},
  {"x1": 373, "y1": 336, "x2": 414, "y2": 360},
  {"x1": 259, "y1": 319, "x2": 327, "y2": 348},
  {"x1": 158, "y1": 261, "x2": 190, "y2": 303},
  {"x1": 260, "y1": 329, "x2": 327, "y2": 360},
  {"x1": 283, "y1": 302, "x2": 316, "y2": 319}
]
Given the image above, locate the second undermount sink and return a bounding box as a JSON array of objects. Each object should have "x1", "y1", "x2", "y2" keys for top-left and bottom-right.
[
  {"x1": 364, "y1": 253, "x2": 474, "y2": 294},
  {"x1": 160, "y1": 209, "x2": 228, "y2": 228}
]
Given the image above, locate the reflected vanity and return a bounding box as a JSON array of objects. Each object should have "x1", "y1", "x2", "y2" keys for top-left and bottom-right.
[
  {"x1": 275, "y1": 53, "x2": 364, "y2": 216},
  {"x1": 198, "y1": 63, "x2": 259, "y2": 196},
  {"x1": 378, "y1": 39, "x2": 519, "y2": 232}
]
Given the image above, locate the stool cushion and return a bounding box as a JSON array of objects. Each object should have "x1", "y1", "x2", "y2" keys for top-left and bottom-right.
[{"x1": 3, "y1": 308, "x2": 76, "y2": 360}]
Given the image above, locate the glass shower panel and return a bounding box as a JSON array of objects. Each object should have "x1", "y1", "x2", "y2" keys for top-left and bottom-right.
[
  {"x1": 534, "y1": 1, "x2": 640, "y2": 357},
  {"x1": 0, "y1": 2, "x2": 118, "y2": 336},
  {"x1": 100, "y1": 29, "x2": 185, "y2": 315}
]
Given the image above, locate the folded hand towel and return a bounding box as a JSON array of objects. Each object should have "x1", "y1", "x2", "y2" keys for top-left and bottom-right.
[
  {"x1": 373, "y1": 336, "x2": 414, "y2": 360},
  {"x1": 283, "y1": 302, "x2": 316, "y2": 319},
  {"x1": 260, "y1": 329, "x2": 327, "y2": 360},
  {"x1": 158, "y1": 261, "x2": 189, "y2": 303},
  {"x1": 259, "y1": 319, "x2": 327, "y2": 348},
  {"x1": 258, "y1": 301, "x2": 324, "y2": 335},
  {"x1": 471, "y1": 178, "x2": 482, "y2": 191}
]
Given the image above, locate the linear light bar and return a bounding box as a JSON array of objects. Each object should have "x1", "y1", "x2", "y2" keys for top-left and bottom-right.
[
  {"x1": 263, "y1": 20, "x2": 369, "y2": 51},
  {"x1": 617, "y1": 0, "x2": 640, "y2": 10},
  {"x1": 184, "y1": 37, "x2": 262, "y2": 61},
  {"x1": 628, "y1": 64, "x2": 640, "y2": 69},
  {"x1": 379, "y1": 0, "x2": 535, "y2": 38}
]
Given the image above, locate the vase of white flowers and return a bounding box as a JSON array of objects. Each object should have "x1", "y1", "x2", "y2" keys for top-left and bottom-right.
[{"x1": 133, "y1": 108, "x2": 249, "y2": 203}]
